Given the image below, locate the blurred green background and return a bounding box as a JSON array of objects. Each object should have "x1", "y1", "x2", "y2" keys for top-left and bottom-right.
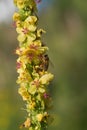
[{"x1": 0, "y1": 0, "x2": 87, "y2": 130}]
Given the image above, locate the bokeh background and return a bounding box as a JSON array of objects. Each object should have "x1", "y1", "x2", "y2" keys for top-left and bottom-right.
[{"x1": 0, "y1": 0, "x2": 87, "y2": 130}]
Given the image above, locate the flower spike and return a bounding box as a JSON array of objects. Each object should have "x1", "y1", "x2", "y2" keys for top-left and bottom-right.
[{"x1": 13, "y1": 0, "x2": 54, "y2": 130}]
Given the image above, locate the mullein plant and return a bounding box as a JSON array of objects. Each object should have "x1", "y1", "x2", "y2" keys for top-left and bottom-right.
[{"x1": 13, "y1": 0, "x2": 54, "y2": 130}]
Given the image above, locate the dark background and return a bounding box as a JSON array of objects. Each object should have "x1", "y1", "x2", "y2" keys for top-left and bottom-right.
[{"x1": 0, "y1": 0, "x2": 87, "y2": 130}]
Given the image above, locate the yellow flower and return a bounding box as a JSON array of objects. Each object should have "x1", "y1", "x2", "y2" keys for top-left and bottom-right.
[
  {"x1": 38, "y1": 87, "x2": 45, "y2": 93},
  {"x1": 17, "y1": 71, "x2": 32, "y2": 84},
  {"x1": 16, "y1": 26, "x2": 36, "y2": 43},
  {"x1": 15, "y1": 0, "x2": 36, "y2": 10},
  {"x1": 28, "y1": 24, "x2": 37, "y2": 32},
  {"x1": 28, "y1": 0, "x2": 36, "y2": 9},
  {"x1": 13, "y1": 12, "x2": 20, "y2": 21},
  {"x1": 39, "y1": 73, "x2": 54, "y2": 85},
  {"x1": 17, "y1": 56, "x2": 27, "y2": 70},
  {"x1": 30, "y1": 40, "x2": 49, "y2": 54},
  {"x1": 22, "y1": 16, "x2": 37, "y2": 32},
  {"x1": 37, "y1": 29, "x2": 46, "y2": 38},
  {"x1": 27, "y1": 33, "x2": 36, "y2": 44},
  {"x1": 25, "y1": 16, "x2": 37, "y2": 24},
  {"x1": 17, "y1": 0, "x2": 25, "y2": 9},
  {"x1": 36, "y1": 114, "x2": 43, "y2": 122},
  {"x1": 18, "y1": 86, "x2": 30, "y2": 101},
  {"x1": 33, "y1": 40, "x2": 41, "y2": 47},
  {"x1": 16, "y1": 27, "x2": 22, "y2": 34},
  {"x1": 27, "y1": 102, "x2": 36, "y2": 110},
  {"x1": 15, "y1": 47, "x2": 22, "y2": 55},
  {"x1": 21, "y1": 118, "x2": 31, "y2": 128},
  {"x1": 15, "y1": 16, "x2": 37, "y2": 44},
  {"x1": 16, "y1": 27, "x2": 26, "y2": 43},
  {"x1": 17, "y1": 33, "x2": 26, "y2": 43},
  {"x1": 28, "y1": 79, "x2": 46, "y2": 94},
  {"x1": 28, "y1": 80, "x2": 38, "y2": 95}
]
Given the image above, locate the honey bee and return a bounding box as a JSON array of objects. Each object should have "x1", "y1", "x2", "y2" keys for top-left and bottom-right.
[
  {"x1": 35, "y1": 54, "x2": 49, "y2": 73},
  {"x1": 40, "y1": 54, "x2": 49, "y2": 71}
]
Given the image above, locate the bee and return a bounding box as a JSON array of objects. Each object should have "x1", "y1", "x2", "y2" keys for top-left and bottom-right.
[
  {"x1": 35, "y1": 54, "x2": 49, "y2": 73},
  {"x1": 40, "y1": 54, "x2": 49, "y2": 71}
]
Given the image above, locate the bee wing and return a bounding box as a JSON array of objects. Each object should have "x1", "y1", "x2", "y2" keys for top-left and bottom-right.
[{"x1": 49, "y1": 58, "x2": 54, "y2": 68}]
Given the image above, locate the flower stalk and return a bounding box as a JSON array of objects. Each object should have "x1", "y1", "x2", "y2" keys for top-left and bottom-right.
[{"x1": 13, "y1": 0, "x2": 54, "y2": 130}]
